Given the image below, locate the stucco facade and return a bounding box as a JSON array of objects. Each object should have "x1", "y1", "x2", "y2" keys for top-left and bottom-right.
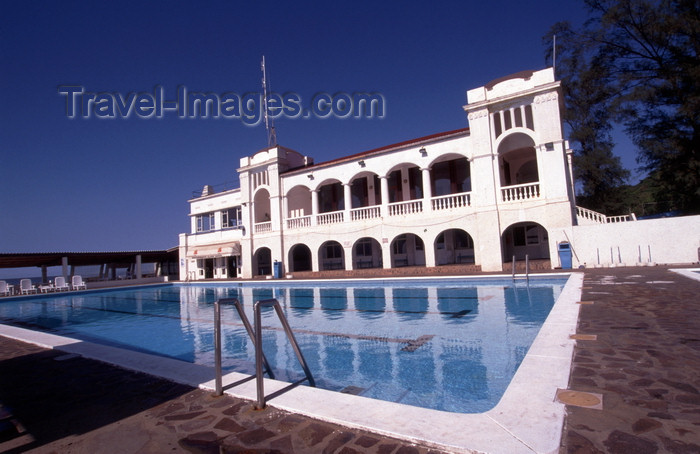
[{"x1": 178, "y1": 68, "x2": 598, "y2": 279}]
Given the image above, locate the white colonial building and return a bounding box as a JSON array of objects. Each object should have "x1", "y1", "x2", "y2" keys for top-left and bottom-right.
[
  {"x1": 180, "y1": 67, "x2": 699, "y2": 280},
  {"x1": 179, "y1": 67, "x2": 581, "y2": 279}
]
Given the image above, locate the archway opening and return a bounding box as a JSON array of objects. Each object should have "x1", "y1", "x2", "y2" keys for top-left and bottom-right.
[
  {"x1": 289, "y1": 244, "x2": 312, "y2": 272},
  {"x1": 501, "y1": 222, "x2": 549, "y2": 261},
  {"x1": 352, "y1": 237, "x2": 382, "y2": 269},
  {"x1": 320, "y1": 241, "x2": 344, "y2": 270},
  {"x1": 254, "y1": 247, "x2": 272, "y2": 276},
  {"x1": 390, "y1": 234, "x2": 425, "y2": 267},
  {"x1": 497, "y1": 133, "x2": 538, "y2": 187},
  {"x1": 253, "y1": 189, "x2": 271, "y2": 224},
  {"x1": 435, "y1": 229, "x2": 475, "y2": 265}
]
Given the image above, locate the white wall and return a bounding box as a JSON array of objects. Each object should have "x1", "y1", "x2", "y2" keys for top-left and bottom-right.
[{"x1": 570, "y1": 215, "x2": 700, "y2": 268}]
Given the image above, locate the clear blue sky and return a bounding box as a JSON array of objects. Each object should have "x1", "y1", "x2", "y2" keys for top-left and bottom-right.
[{"x1": 0, "y1": 1, "x2": 637, "y2": 259}]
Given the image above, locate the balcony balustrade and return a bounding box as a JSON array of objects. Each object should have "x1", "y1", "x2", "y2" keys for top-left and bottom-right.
[
  {"x1": 388, "y1": 200, "x2": 423, "y2": 216},
  {"x1": 576, "y1": 206, "x2": 635, "y2": 224},
  {"x1": 432, "y1": 192, "x2": 471, "y2": 211},
  {"x1": 254, "y1": 221, "x2": 272, "y2": 233},
  {"x1": 286, "y1": 215, "x2": 311, "y2": 229},
  {"x1": 501, "y1": 182, "x2": 540, "y2": 202},
  {"x1": 317, "y1": 211, "x2": 344, "y2": 225},
  {"x1": 350, "y1": 205, "x2": 381, "y2": 221}
]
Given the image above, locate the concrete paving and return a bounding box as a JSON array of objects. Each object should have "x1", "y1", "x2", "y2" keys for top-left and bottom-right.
[
  {"x1": 0, "y1": 266, "x2": 698, "y2": 453},
  {"x1": 560, "y1": 267, "x2": 700, "y2": 453}
]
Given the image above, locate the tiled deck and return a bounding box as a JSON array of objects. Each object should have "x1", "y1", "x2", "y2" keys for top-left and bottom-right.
[{"x1": 0, "y1": 266, "x2": 698, "y2": 453}]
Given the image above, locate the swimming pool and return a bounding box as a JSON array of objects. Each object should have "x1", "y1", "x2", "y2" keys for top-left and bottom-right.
[{"x1": 0, "y1": 277, "x2": 565, "y2": 413}]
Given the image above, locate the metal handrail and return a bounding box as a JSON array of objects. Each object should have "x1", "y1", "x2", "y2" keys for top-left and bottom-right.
[
  {"x1": 253, "y1": 299, "x2": 315, "y2": 409},
  {"x1": 214, "y1": 298, "x2": 274, "y2": 396},
  {"x1": 213, "y1": 297, "x2": 315, "y2": 410}
]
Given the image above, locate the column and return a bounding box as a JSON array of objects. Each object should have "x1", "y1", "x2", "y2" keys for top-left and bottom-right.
[
  {"x1": 343, "y1": 183, "x2": 352, "y2": 222},
  {"x1": 380, "y1": 176, "x2": 389, "y2": 217},
  {"x1": 421, "y1": 167, "x2": 432, "y2": 212},
  {"x1": 136, "y1": 254, "x2": 142, "y2": 279},
  {"x1": 311, "y1": 190, "x2": 319, "y2": 226}
]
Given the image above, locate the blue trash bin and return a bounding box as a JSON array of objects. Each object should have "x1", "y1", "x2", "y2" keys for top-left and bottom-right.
[
  {"x1": 273, "y1": 261, "x2": 283, "y2": 279},
  {"x1": 557, "y1": 242, "x2": 572, "y2": 269}
]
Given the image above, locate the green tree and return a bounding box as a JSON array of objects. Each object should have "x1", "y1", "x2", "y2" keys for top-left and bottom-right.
[
  {"x1": 547, "y1": 0, "x2": 700, "y2": 214},
  {"x1": 544, "y1": 24, "x2": 630, "y2": 214}
]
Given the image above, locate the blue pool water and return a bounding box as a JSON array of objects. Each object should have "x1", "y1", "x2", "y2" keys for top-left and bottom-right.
[{"x1": 0, "y1": 277, "x2": 567, "y2": 413}]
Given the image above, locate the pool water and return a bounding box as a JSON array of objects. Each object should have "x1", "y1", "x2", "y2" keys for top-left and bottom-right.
[{"x1": 0, "y1": 278, "x2": 566, "y2": 413}]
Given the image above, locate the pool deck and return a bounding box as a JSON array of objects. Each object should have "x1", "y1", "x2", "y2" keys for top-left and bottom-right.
[{"x1": 0, "y1": 266, "x2": 698, "y2": 453}]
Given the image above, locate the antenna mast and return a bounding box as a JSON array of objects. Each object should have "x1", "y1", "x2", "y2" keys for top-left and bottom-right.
[
  {"x1": 552, "y1": 34, "x2": 557, "y2": 76},
  {"x1": 261, "y1": 55, "x2": 277, "y2": 148}
]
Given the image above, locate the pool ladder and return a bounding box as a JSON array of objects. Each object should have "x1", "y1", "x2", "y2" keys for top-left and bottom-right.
[
  {"x1": 511, "y1": 254, "x2": 530, "y2": 281},
  {"x1": 213, "y1": 298, "x2": 315, "y2": 409}
]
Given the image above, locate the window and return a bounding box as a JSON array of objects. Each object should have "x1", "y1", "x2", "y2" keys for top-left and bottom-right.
[
  {"x1": 356, "y1": 238, "x2": 373, "y2": 256},
  {"x1": 524, "y1": 105, "x2": 534, "y2": 130},
  {"x1": 493, "y1": 112, "x2": 502, "y2": 138},
  {"x1": 393, "y1": 235, "x2": 407, "y2": 254},
  {"x1": 196, "y1": 213, "x2": 215, "y2": 232},
  {"x1": 222, "y1": 207, "x2": 242, "y2": 228},
  {"x1": 324, "y1": 242, "x2": 343, "y2": 259},
  {"x1": 514, "y1": 108, "x2": 523, "y2": 127},
  {"x1": 503, "y1": 110, "x2": 512, "y2": 130}
]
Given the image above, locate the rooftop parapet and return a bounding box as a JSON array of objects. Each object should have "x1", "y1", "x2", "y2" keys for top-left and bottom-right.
[{"x1": 466, "y1": 68, "x2": 556, "y2": 106}]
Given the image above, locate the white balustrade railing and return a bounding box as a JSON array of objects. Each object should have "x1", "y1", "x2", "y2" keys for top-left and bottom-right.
[
  {"x1": 607, "y1": 214, "x2": 632, "y2": 223},
  {"x1": 576, "y1": 206, "x2": 635, "y2": 224},
  {"x1": 286, "y1": 215, "x2": 311, "y2": 229},
  {"x1": 350, "y1": 206, "x2": 381, "y2": 221},
  {"x1": 388, "y1": 200, "x2": 423, "y2": 216},
  {"x1": 254, "y1": 221, "x2": 272, "y2": 233},
  {"x1": 501, "y1": 182, "x2": 541, "y2": 202},
  {"x1": 317, "y1": 211, "x2": 344, "y2": 225},
  {"x1": 576, "y1": 206, "x2": 607, "y2": 223},
  {"x1": 432, "y1": 192, "x2": 471, "y2": 211}
]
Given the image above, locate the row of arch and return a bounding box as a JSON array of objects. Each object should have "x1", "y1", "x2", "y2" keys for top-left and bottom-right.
[
  {"x1": 251, "y1": 222, "x2": 550, "y2": 276},
  {"x1": 252, "y1": 132, "x2": 540, "y2": 225}
]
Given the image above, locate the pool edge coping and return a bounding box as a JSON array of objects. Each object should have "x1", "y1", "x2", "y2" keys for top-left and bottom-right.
[
  {"x1": 0, "y1": 273, "x2": 583, "y2": 454},
  {"x1": 669, "y1": 268, "x2": 700, "y2": 282}
]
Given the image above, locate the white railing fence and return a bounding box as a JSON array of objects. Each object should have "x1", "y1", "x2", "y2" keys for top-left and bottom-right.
[
  {"x1": 501, "y1": 182, "x2": 540, "y2": 202},
  {"x1": 576, "y1": 206, "x2": 636, "y2": 224},
  {"x1": 350, "y1": 206, "x2": 381, "y2": 221},
  {"x1": 286, "y1": 215, "x2": 311, "y2": 229},
  {"x1": 254, "y1": 221, "x2": 272, "y2": 233},
  {"x1": 388, "y1": 200, "x2": 423, "y2": 216},
  {"x1": 317, "y1": 211, "x2": 344, "y2": 225},
  {"x1": 432, "y1": 192, "x2": 471, "y2": 211}
]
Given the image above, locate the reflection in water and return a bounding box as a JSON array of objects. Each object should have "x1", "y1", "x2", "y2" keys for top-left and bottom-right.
[{"x1": 0, "y1": 279, "x2": 564, "y2": 413}]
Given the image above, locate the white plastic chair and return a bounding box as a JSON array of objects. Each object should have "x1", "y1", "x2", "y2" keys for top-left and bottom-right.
[
  {"x1": 72, "y1": 275, "x2": 87, "y2": 290},
  {"x1": 20, "y1": 279, "x2": 37, "y2": 294},
  {"x1": 0, "y1": 280, "x2": 10, "y2": 296},
  {"x1": 54, "y1": 276, "x2": 70, "y2": 291}
]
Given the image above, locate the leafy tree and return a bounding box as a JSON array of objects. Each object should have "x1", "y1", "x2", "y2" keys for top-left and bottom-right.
[
  {"x1": 547, "y1": 0, "x2": 700, "y2": 214},
  {"x1": 544, "y1": 24, "x2": 630, "y2": 214}
]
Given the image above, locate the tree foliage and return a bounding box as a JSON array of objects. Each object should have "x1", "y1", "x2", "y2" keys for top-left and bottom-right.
[{"x1": 547, "y1": 0, "x2": 700, "y2": 214}]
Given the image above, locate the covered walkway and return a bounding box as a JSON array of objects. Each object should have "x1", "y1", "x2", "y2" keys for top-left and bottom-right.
[{"x1": 0, "y1": 250, "x2": 179, "y2": 283}]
